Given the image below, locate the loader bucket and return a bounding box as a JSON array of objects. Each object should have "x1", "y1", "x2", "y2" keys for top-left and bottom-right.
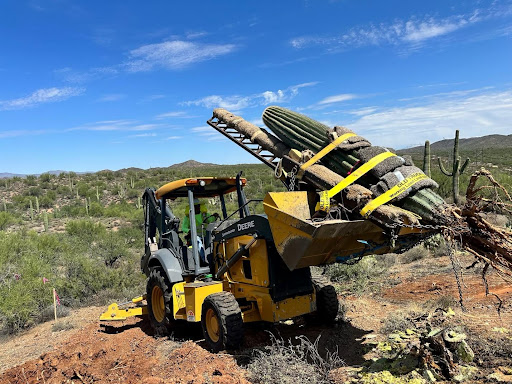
[{"x1": 263, "y1": 191, "x2": 427, "y2": 271}]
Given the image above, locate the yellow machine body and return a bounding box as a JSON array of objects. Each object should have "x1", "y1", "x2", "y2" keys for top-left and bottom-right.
[
  {"x1": 214, "y1": 234, "x2": 317, "y2": 323},
  {"x1": 100, "y1": 186, "x2": 431, "y2": 327},
  {"x1": 99, "y1": 296, "x2": 148, "y2": 321},
  {"x1": 172, "y1": 281, "x2": 223, "y2": 322}
]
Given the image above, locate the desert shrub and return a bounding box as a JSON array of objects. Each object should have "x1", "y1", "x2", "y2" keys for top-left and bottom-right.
[
  {"x1": 380, "y1": 309, "x2": 424, "y2": 334},
  {"x1": 24, "y1": 186, "x2": 43, "y2": 197},
  {"x1": 0, "y1": 227, "x2": 146, "y2": 334},
  {"x1": 88, "y1": 201, "x2": 104, "y2": 217},
  {"x1": 39, "y1": 173, "x2": 52, "y2": 182},
  {"x1": 127, "y1": 188, "x2": 140, "y2": 199},
  {"x1": 66, "y1": 219, "x2": 106, "y2": 243},
  {"x1": 428, "y1": 295, "x2": 458, "y2": 310},
  {"x1": 247, "y1": 334, "x2": 344, "y2": 384},
  {"x1": 76, "y1": 182, "x2": 90, "y2": 197},
  {"x1": 104, "y1": 201, "x2": 143, "y2": 222},
  {"x1": 24, "y1": 175, "x2": 37, "y2": 186},
  {"x1": 400, "y1": 245, "x2": 430, "y2": 264},
  {"x1": 0, "y1": 212, "x2": 14, "y2": 230},
  {"x1": 325, "y1": 255, "x2": 395, "y2": 294},
  {"x1": 40, "y1": 304, "x2": 70, "y2": 322},
  {"x1": 51, "y1": 320, "x2": 75, "y2": 332}
]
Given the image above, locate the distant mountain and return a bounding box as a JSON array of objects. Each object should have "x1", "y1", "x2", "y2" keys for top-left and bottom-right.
[
  {"x1": 170, "y1": 160, "x2": 217, "y2": 168},
  {"x1": 400, "y1": 134, "x2": 512, "y2": 154},
  {"x1": 0, "y1": 172, "x2": 26, "y2": 179},
  {"x1": 0, "y1": 161, "x2": 218, "y2": 179},
  {"x1": 0, "y1": 170, "x2": 85, "y2": 179}
]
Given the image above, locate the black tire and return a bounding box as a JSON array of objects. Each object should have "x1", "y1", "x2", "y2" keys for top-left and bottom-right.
[
  {"x1": 201, "y1": 291, "x2": 243, "y2": 352},
  {"x1": 146, "y1": 268, "x2": 173, "y2": 335},
  {"x1": 312, "y1": 275, "x2": 339, "y2": 324}
]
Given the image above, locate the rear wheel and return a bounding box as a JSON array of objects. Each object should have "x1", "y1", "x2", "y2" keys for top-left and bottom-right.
[
  {"x1": 312, "y1": 275, "x2": 339, "y2": 324},
  {"x1": 146, "y1": 268, "x2": 173, "y2": 335},
  {"x1": 201, "y1": 292, "x2": 243, "y2": 352}
]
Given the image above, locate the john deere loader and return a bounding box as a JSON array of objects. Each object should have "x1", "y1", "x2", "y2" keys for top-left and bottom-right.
[{"x1": 100, "y1": 172, "x2": 429, "y2": 351}]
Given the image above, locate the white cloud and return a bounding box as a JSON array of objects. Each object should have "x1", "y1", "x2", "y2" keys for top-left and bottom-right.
[
  {"x1": 165, "y1": 136, "x2": 182, "y2": 140},
  {"x1": 57, "y1": 39, "x2": 237, "y2": 83},
  {"x1": 318, "y1": 93, "x2": 358, "y2": 105},
  {"x1": 155, "y1": 111, "x2": 195, "y2": 119},
  {"x1": 128, "y1": 133, "x2": 157, "y2": 138},
  {"x1": 0, "y1": 87, "x2": 84, "y2": 110},
  {"x1": 67, "y1": 120, "x2": 164, "y2": 132},
  {"x1": 290, "y1": 10, "x2": 485, "y2": 52},
  {"x1": 97, "y1": 93, "x2": 126, "y2": 102},
  {"x1": 183, "y1": 95, "x2": 252, "y2": 111},
  {"x1": 347, "y1": 89, "x2": 512, "y2": 149},
  {"x1": 183, "y1": 82, "x2": 318, "y2": 111},
  {"x1": 125, "y1": 40, "x2": 237, "y2": 72},
  {"x1": 347, "y1": 107, "x2": 379, "y2": 116}
]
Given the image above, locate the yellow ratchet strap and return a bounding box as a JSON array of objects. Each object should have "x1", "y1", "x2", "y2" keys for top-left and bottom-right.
[
  {"x1": 297, "y1": 133, "x2": 356, "y2": 178},
  {"x1": 318, "y1": 151, "x2": 396, "y2": 212},
  {"x1": 360, "y1": 172, "x2": 428, "y2": 218}
]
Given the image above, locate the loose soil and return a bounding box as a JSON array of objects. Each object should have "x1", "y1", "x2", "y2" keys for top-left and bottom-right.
[{"x1": 1, "y1": 252, "x2": 511, "y2": 383}]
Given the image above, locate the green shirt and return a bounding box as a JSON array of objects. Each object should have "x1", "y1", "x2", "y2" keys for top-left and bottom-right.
[{"x1": 182, "y1": 212, "x2": 216, "y2": 237}]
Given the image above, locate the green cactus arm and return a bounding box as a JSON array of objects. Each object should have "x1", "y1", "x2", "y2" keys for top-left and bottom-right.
[
  {"x1": 459, "y1": 157, "x2": 470, "y2": 174},
  {"x1": 438, "y1": 157, "x2": 453, "y2": 176}
]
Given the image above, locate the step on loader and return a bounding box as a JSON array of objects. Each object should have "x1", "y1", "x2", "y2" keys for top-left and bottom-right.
[{"x1": 100, "y1": 172, "x2": 428, "y2": 351}]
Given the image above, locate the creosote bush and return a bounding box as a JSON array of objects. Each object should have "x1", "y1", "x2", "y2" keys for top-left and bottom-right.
[
  {"x1": 325, "y1": 254, "x2": 396, "y2": 294},
  {"x1": 0, "y1": 221, "x2": 145, "y2": 334}
]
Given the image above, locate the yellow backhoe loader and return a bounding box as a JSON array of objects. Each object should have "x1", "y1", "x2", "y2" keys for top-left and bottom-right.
[{"x1": 100, "y1": 172, "x2": 429, "y2": 351}]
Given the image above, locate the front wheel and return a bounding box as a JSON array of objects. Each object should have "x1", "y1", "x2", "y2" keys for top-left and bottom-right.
[
  {"x1": 201, "y1": 292, "x2": 243, "y2": 352},
  {"x1": 312, "y1": 275, "x2": 339, "y2": 324},
  {"x1": 146, "y1": 268, "x2": 173, "y2": 335}
]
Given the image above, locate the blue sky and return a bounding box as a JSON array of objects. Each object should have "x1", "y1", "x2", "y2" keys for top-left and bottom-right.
[{"x1": 1, "y1": 0, "x2": 512, "y2": 174}]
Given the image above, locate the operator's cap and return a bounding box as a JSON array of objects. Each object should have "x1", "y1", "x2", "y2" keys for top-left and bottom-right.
[{"x1": 193, "y1": 198, "x2": 200, "y2": 205}]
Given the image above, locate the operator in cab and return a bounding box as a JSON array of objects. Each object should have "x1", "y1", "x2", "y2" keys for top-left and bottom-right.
[{"x1": 183, "y1": 198, "x2": 219, "y2": 263}]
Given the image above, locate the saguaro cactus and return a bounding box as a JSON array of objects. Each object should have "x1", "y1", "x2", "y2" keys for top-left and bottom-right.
[
  {"x1": 438, "y1": 130, "x2": 470, "y2": 205},
  {"x1": 423, "y1": 140, "x2": 431, "y2": 177},
  {"x1": 2, "y1": 198, "x2": 6, "y2": 211},
  {"x1": 43, "y1": 211, "x2": 49, "y2": 232},
  {"x1": 96, "y1": 186, "x2": 100, "y2": 202},
  {"x1": 35, "y1": 196, "x2": 40, "y2": 213},
  {"x1": 29, "y1": 199, "x2": 34, "y2": 221}
]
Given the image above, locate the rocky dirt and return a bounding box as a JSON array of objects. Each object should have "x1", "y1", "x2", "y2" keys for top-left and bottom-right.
[{"x1": 1, "y1": 253, "x2": 511, "y2": 383}]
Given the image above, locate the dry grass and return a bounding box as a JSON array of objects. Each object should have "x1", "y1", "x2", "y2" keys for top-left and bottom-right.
[{"x1": 247, "y1": 333, "x2": 344, "y2": 384}]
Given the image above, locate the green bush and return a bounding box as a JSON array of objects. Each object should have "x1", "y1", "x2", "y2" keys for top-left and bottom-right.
[
  {"x1": 325, "y1": 255, "x2": 395, "y2": 294},
  {"x1": 0, "y1": 212, "x2": 14, "y2": 230},
  {"x1": 0, "y1": 228, "x2": 145, "y2": 334}
]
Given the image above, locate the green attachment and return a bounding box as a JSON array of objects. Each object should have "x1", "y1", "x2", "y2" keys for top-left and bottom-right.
[
  {"x1": 437, "y1": 130, "x2": 471, "y2": 205},
  {"x1": 423, "y1": 140, "x2": 431, "y2": 177}
]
